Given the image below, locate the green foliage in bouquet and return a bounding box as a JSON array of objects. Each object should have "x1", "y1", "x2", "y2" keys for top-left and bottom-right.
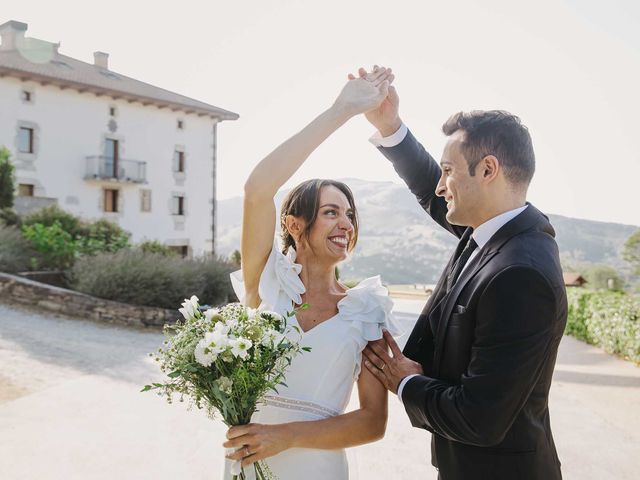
[
  {"x1": 143, "y1": 297, "x2": 310, "y2": 479},
  {"x1": 566, "y1": 288, "x2": 640, "y2": 363}
]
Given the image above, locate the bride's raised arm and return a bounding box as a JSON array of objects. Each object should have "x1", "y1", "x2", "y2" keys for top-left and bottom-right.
[{"x1": 241, "y1": 70, "x2": 393, "y2": 307}]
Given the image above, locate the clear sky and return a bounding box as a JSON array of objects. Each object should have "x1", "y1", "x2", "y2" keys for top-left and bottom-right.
[{"x1": 5, "y1": 0, "x2": 640, "y2": 225}]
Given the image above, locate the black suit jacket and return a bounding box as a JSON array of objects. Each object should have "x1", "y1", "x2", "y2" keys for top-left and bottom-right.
[{"x1": 379, "y1": 130, "x2": 566, "y2": 480}]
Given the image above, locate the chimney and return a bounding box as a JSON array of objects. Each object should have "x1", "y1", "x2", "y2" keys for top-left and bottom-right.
[
  {"x1": 93, "y1": 51, "x2": 109, "y2": 69},
  {"x1": 0, "y1": 20, "x2": 28, "y2": 51}
]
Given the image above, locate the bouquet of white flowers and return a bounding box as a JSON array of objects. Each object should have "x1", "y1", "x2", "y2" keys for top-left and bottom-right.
[{"x1": 143, "y1": 295, "x2": 309, "y2": 480}]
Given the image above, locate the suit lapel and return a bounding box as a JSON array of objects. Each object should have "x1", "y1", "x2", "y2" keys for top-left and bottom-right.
[
  {"x1": 433, "y1": 246, "x2": 499, "y2": 373},
  {"x1": 402, "y1": 228, "x2": 472, "y2": 359}
]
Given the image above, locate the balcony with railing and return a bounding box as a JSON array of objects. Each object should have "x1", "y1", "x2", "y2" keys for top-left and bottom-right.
[{"x1": 85, "y1": 156, "x2": 147, "y2": 184}]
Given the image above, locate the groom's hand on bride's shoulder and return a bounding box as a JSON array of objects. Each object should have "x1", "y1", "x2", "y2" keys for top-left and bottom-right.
[
  {"x1": 363, "y1": 329, "x2": 423, "y2": 394},
  {"x1": 349, "y1": 65, "x2": 402, "y2": 137}
]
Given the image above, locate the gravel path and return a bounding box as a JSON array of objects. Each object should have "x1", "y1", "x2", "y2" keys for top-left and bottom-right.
[{"x1": 1, "y1": 300, "x2": 638, "y2": 479}]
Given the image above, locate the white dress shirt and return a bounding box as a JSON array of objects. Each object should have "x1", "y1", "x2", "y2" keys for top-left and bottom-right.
[
  {"x1": 369, "y1": 123, "x2": 408, "y2": 147},
  {"x1": 369, "y1": 124, "x2": 528, "y2": 402}
]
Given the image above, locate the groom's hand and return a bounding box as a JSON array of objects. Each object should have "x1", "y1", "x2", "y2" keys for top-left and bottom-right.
[
  {"x1": 349, "y1": 65, "x2": 402, "y2": 137},
  {"x1": 363, "y1": 329, "x2": 423, "y2": 394},
  {"x1": 333, "y1": 67, "x2": 394, "y2": 119}
]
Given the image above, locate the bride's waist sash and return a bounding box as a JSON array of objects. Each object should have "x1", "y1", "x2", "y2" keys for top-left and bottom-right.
[{"x1": 255, "y1": 395, "x2": 341, "y2": 421}]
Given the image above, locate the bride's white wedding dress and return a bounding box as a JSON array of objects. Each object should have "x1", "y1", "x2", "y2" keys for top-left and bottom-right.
[{"x1": 230, "y1": 240, "x2": 397, "y2": 480}]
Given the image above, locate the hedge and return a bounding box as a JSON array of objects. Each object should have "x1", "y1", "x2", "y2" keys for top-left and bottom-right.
[
  {"x1": 566, "y1": 288, "x2": 640, "y2": 363},
  {"x1": 69, "y1": 249, "x2": 235, "y2": 310}
]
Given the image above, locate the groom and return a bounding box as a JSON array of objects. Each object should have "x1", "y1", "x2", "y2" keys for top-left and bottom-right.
[{"x1": 359, "y1": 68, "x2": 566, "y2": 479}]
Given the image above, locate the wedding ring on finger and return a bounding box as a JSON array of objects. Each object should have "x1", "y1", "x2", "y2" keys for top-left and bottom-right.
[
  {"x1": 380, "y1": 363, "x2": 386, "y2": 371},
  {"x1": 244, "y1": 446, "x2": 251, "y2": 457}
]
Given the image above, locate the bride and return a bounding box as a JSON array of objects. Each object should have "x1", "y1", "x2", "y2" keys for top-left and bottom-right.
[{"x1": 223, "y1": 67, "x2": 398, "y2": 479}]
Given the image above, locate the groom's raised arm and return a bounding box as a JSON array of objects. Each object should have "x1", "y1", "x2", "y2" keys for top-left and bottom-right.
[
  {"x1": 356, "y1": 68, "x2": 465, "y2": 238},
  {"x1": 374, "y1": 128, "x2": 465, "y2": 238}
]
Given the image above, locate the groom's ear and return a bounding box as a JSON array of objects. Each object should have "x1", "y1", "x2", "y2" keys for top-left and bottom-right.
[{"x1": 480, "y1": 155, "x2": 500, "y2": 182}]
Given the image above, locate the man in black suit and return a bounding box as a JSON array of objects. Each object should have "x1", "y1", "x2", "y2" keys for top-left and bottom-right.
[{"x1": 360, "y1": 67, "x2": 566, "y2": 480}]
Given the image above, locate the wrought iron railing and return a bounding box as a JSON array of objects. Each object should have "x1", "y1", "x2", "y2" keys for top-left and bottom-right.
[{"x1": 85, "y1": 155, "x2": 147, "y2": 183}]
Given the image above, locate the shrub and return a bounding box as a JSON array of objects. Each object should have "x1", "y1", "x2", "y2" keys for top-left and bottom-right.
[
  {"x1": 582, "y1": 264, "x2": 624, "y2": 291},
  {"x1": 199, "y1": 256, "x2": 237, "y2": 306},
  {"x1": 0, "y1": 146, "x2": 15, "y2": 209},
  {"x1": 138, "y1": 240, "x2": 178, "y2": 256},
  {"x1": 22, "y1": 207, "x2": 131, "y2": 264},
  {"x1": 0, "y1": 225, "x2": 35, "y2": 272},
  {"x1": 566, "y1": 288, "x2": 640, "y2": 363},
  {"x1": 21, "y1": 221, "x2": 77, "y2": 270},
  {"x1": 229, "y1": 249, "x2": 241, "y2": 266},
  {"x1": 0, "y1": 207, "x2": 20, "y2": 227},
  {"x1": 23, "y1": 205, "x2": 83, "y2": 238},
  {"x1": 70, "y1": 250, "x2": 234, "y2": 310},
  {"x1": 76, "y1": 218, "x2": 131, "y2": 256}
]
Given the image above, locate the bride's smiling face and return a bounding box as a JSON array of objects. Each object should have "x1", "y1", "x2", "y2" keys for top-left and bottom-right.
[{"x1": 290, "y1": 185, "x2": 356, "y2": 263}]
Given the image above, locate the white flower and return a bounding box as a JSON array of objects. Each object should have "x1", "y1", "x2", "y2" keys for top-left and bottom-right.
[
  {"x1": 213, "y1": 321, "x2": 230, "y2": 335},
  {"x1": 246, "y1": 307, "x2": 258, "y2": 320},
  {"x1": 178, "y1": 307, "x2": 194, "y2": 322},
  {"x1": 204, "y1": 308, "x2": 219, "y2": 322},
  {"x1": 194, "y1": 339, "x2": 215, "y2": 367},
  {"x1": 229, "y1": 337, "x2": 253, "y2": 360},
  {"x1": 226, "y1": 318, "x2": 239, "y2": 331},
  {"x1": 193, "y1": 329, "x2": 231, "y2": 367},
  {"x1": 203, "y1": 330, "x2": 229, "y2": 354},
  {"x1": 186, "y1": 295, "x2": 199, "y2": 311},
  {"x1": 217, "y1": 376, "x2": 233, "y2": 395},
  {"x1": 260, "y1": 328, "x2": 280, "y2": 347},
  {"x1": 179, "y1": 295, "x2": 200, "y2": 321}
]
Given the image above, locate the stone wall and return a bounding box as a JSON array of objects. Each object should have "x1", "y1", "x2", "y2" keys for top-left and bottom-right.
[{"x1": 0, "y1": 272, "x2": 176, "y2": 328}]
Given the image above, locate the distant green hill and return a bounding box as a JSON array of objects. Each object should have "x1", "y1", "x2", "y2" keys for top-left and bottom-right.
[{"x1": 217, "y1": 179, "x2": 638, "y2": 284}]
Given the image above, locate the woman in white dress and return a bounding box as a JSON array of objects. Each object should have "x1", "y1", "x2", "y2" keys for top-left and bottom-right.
[{"x1": 223, "y1": 68, "x2": 397, "y2": 479}]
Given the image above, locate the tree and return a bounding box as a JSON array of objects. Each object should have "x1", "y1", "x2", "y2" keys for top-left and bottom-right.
[
  {"x1": 0, "y1": 146, "x2": 15, "y2": 209},
  {"x1": 623, "y1": 229, "x2": 640, "y2": 275},
  {"x1": 230, "y1": 249, "x2": 241, "y2": 266},
  {"x1": 582, "y1": 264, "x2": 624, "y2": 291}
]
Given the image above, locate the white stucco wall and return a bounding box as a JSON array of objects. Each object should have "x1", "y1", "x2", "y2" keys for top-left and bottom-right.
[{"x1": 0, "y1": 76, "x2": 218, "y2": 256}]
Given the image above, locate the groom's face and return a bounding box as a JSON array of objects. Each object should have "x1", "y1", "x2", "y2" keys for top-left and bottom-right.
[{"x1": 436, "y1": 131, "x2": 482, "y2": 227}]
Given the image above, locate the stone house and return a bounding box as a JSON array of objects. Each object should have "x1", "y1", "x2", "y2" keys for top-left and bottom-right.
[{"x1": 0, "y1": 20, "x2": 238, "y2": 257}]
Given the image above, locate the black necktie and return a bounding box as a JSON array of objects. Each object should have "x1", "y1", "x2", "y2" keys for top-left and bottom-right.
[{"x1": 447, "y1": 237, "x2": 478, "y2": 292}]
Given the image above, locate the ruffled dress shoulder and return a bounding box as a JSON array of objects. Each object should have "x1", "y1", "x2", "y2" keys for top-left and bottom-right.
[
  {"x1": 337, "y1": 275, "x2": 400, "y2": 379},
  {"x1": 230, "y1": 238, "x2": 305, "y2": 314}
]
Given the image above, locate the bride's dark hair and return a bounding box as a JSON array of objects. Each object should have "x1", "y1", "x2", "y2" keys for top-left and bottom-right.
[{"x1": 280, "y1": 179, "x2": 359, "y2": 255}]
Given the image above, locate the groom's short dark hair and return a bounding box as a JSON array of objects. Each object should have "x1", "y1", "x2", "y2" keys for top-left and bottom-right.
[{"x1": 442, "y1": 110, "x2": 535, "y2": 186}]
